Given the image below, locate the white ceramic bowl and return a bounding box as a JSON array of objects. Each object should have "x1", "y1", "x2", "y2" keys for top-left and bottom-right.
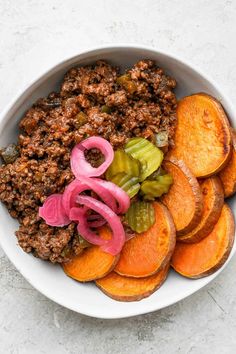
[{"x1": 0, "y1": 45, "x2": 235, "y2": 319}]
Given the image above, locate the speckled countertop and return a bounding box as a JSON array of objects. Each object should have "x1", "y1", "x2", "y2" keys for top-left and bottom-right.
[{"x1": 0, "y1": 1, "x2": 236, "y2": 353}]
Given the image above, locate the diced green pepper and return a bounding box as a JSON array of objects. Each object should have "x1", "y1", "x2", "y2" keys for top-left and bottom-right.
[
  {"x1": 78, "y1": 235, "x2": 92, "y2": 248},
  {"x1": 101, "y1": 105, "x2": 111, "y2": 114},
  {"x1": 125, "y1": 201, "x2": 155, "y2": 233},
  {"x1": 125, "y1": 138, "x2": 164, "y2": 181},
  {"x1": 0, "y1": 144, "x2": 19, "y2": 164},
  {"x1": 116, "y1": 74, "x2": 137, "y2": 94},
  {"x1": 74, "y1": 112, "x2": 88, "y2": 128},
  {"x1": 155, "y1": 131, "x2": 169, "y2": 147}
]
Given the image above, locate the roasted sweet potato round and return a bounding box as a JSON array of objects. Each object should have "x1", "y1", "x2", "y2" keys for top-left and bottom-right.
[
  {"x1": 62, "y1": 228, "x2": 119, "y2": 282},
  {"x1": 96, "y1": 264, "x2": 169, "y2": 302},
  {"x1": 115, "y1": 202, "x2": 176, "y2": 278},
  {"x1": 168, "y1": 93, "x2": 232, "y2": 178},
  {"x1": 171, "y1": 204, "x2": 235, "y2": 278},
  {"x1": 178, "y1": 176, "x2": 224, "y2": 243},
  {"x1": 219, "y1": 130, "x2": 236, "y2": 198},
  {"x1": 161, "y1": 158, "x2": 203, "y2": 235}
]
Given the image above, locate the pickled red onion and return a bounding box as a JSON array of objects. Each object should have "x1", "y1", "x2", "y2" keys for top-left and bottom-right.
[
  {"x1": 39, "y1": 194, "x2": 70, "y2": 227},
  {"x1": 87, "y1": 214, "x2": 106, "y2": 228},
  {"x1": 94, "y1": 179, "x2": 130, "y2": 214},
  {"x1": 69, "y1": 206, "x2": 106, "y2": 228},
  {"x1": 76, "y1": 195, "x2": 125, "y2": 255},
  {"x1": 70, "y1": 136, "x2": 114, "y2": 178},
  {"x1": 77, "y1": 176, "x2": 117, "y2": 213},
  {"x1": 69, "y1": 207, "x2": 107, "y2": 247},
  {"x1": 62, "y1": 177, "x2": 117, "y2": 216}
]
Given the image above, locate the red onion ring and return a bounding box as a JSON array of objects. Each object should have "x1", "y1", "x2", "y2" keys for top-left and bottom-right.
[
  {"x1": 94, "y1": 179, "x2": 130, "y2": 214},
  {"x1": 70, "y1": 136, "x2": 114, "y2": 178},
  {"x1": 62, "y1": 178, "x2": 117, "y2": 216},
  {"x1": 76, "y1": 195, "x2": 125, "y2": 255},
  {"x1": 39, "y1": 194, "x2": 70, "y2": 227}
]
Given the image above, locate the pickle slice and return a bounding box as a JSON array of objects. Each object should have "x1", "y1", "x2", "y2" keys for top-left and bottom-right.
[
  {"x1": 141, "y1": 174, "x2": 173, "y2": 200},
  {"x1": 125, "y1": 138, "x2": 164, "y2": 181},
  {"x1": 110, "y1": 173, "x2": 140, "y2": 198},
  {"x1": 106, "y1": 149, "x2": 140, "y2": 180},
  {"x1": 125, "y1": 201, "x2": 155, "y2": 233}
]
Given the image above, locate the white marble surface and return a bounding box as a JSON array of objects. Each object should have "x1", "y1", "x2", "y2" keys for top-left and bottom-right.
[{"x1": 0, "y1": 0, "x2": 236, "y2": 353}]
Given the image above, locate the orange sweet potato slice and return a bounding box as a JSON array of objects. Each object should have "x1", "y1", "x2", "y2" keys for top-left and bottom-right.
[
  {"x1": 161, "y1": 158, "x2": 203, "y2": 235},
  {"x1": 168, "y1": 93, "x2": 232, "y2": 178},
  {"x1": 114, "y1": 202, "x2": 176, "y2": 278},
  {"x1": 62, "y1": 227, "x2": 119, "y2": 282},
  {"x1": 219, "y1": 130, "x2": 236, "y2": 198},
  {"x1": 178, "y1": 176, "x2": 224, "y2": 243},
  {"x1": 96, "y1": 264, "x2": 170, "y2": 302},
  {"x1": 171, "y1": 204, "x2": 235, "y2": 278}
]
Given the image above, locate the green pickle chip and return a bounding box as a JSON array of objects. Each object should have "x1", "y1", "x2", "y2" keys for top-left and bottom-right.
[
  {"x1": 110, "y1": 173, "x2": 140, "y2": 198},
  {"x1": 125, "y1": 138, "x2": 164, "y2": 181},
  {"x1": 106, "y1": 149, "x2": 140, "y2": 180},
  {"x1": 141, "y1": 173, "x2": 173, "y2": 200},
  {"x1": 125, "y1": 201, "x2": 156, "y2": 233}
]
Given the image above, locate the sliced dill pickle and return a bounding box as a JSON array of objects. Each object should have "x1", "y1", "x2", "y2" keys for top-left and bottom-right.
[
  {"x1": 125, "y1": 201, "x2": 155, "y2": 233},
  {"x1": 141, "y1": 174, "x2": 173, "y2": 200},
  {"x1": 125, "y1": 138, "x2": 164, "y2": 181},
  {"x1": 106, "y1": 149, "x2": 140, "y2": 180},
  {"x1": 148, "y1": 167, "x2": 166, "y2": 180},
  {"x1": 110, "y1": 173, "x2": 140, "y2": 198}
]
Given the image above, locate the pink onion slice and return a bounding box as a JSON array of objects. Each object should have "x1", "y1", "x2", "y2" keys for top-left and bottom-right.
[
  {"x1": 69, "y1": 207, "x2": 107, "y2": 247},
  {"x1": 62, "y1": 177, "x2": 117, "y2": 216},
  {"x1": 95, "y1": 179, "x2": 130, "y2": 214},
  {"x1": 62, "y1": 179, "x2": 85, "y2": 215},
  {"x1": 87, "y1": 214, "x2": 106, "y2": 228},
  {"x1": 39, "y1": 194, "x2": 70, "y2": 227},
  {"x1": 70, "y1": 136, "x2": 114, "y2": 178},
  {"x1": 69, "y1": 206, "x2": 106, "y2": 228},
  {"x1": 78, "y1": 176, "x2": 117, "y2": 213},
  {"x1": 76, "y1": 195, "x2": 125, "y2": 255}
]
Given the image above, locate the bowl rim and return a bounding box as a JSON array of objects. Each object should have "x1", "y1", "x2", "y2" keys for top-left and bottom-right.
[{"x1": 0, "y1": 44, "x2": 235, "y2": 319}]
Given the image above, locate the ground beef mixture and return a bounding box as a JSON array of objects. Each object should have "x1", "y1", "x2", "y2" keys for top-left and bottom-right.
[{"x1": 0, "y1": 60, "x2": 177, "y2": 263}]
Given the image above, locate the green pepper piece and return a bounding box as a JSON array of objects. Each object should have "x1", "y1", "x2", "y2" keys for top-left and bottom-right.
[
  {"x1": 125, "y1": 138, "x2": 164, "y2": 181},
  {"x1": 0, "y1": 144, "x2": 19, "y2": 164},
  {"x1": 110, "y1": 173, "x2": 140, "y2": 198},
  {"x1": 74, "y1": 112, "x2": 88, "y2": 128},
  {"x1": 116, "y1": 74, "x2": 137, "y2": 94},
  {"x1": 155, "y1": 131, "x2": 169, "y2": 148},
  {"x1": 125, "y1": 201, "x2": 155, "y2": 233},
  {"x1": 78, "y1": 235, "x2": 92, "y2": 248},
  {"x1": 106, "y1": 149, "x2": 140, "y2": 180},
  {"x1": 101, "y1": 105, "x2": 111, "y2": 114},
  {"x1": 141, "y1": 174, "x2": 173, "y2": 200}
]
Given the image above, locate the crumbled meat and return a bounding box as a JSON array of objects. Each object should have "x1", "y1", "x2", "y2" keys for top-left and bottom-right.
[{"x1": 0, "y1": 59, "x2": 177, "y2": 263}]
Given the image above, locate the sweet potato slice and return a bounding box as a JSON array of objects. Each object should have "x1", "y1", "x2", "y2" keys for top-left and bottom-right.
[
  {"x1": 178, "y1": 176, "x2": 224, "y2": 243},
  {"x1": 219, "y1": 130, "x2": 236, "y2": 197},
  {"x1": 96, "y1": 264, "x2": 169, "y2": 302},
  {"x1": 114, "y1": 202, "x2": 175, "y2": 278},
  {"x1": 161, "y1": 158, "x2": 203, "y2": 235},
  {"x1": 62, "y1": 227, "x2": 119, "y2": 282},
  {"x1": 168, "y1": 93, "x2": 232, "y2": 177},
  {"x1": 171, "y1": 204, "x2": 235, "y2": 278}
]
